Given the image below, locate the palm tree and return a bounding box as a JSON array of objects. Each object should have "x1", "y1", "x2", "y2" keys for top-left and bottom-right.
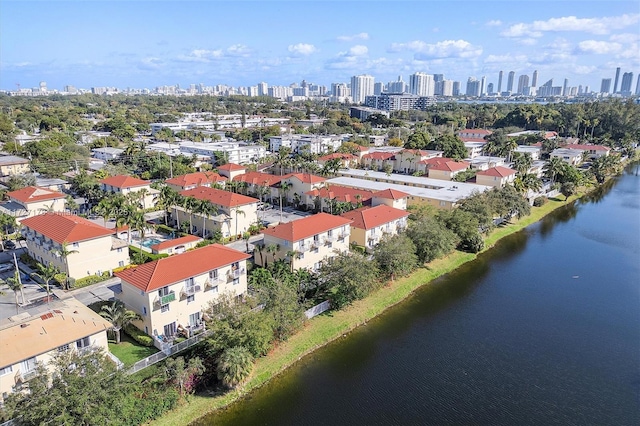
[
  {"x1": 216, "y1": 346, "x2": 254, "y2": 389},
  {"x1": 543, "y1": 157, "x2": 566, "y2": 184},
  {"x1": 55, "y1": 242, "x2": 79, "y2": 289},
  {"x1": 159, "y1": 185, "x2": 179, "y2": 225},
  {"x1": 266, "y1": 243, "x2": 279, "y2": 265},
  {"x1": 185, "y1": 196, "x2": 199, "y2": 234},
  {"x1": 512, "y1": 153, "x2": 533, "y2": 175},
  {"x1": 99, "y1": 300, "x2": 142, "y2": 344},
  {"x1": 285, "y1": 250, "x2": 301, "y2": 273},
  {"x1": 64, "y1": 195, "x2": 79, "y2": 213},
  {"x1": 279, "y1": 181, "x2": 292, "y2": 219},
  {"x1": 128, "y1": 211, "x2": 147, "y2": 241},
  {"x1": 234, "y1": 207, "x2": 246, "y2": 238},
  {"x1": 137, "y1": 188, "x2": 149, "y2": 210},
  {"x1": 6, "y1": 270, "x2": 24, "y2": 310},
  {"x1": 196, "y1": 199, "x2": 218, "y2": 238},
  {"x1": 242, "y1": 232, "x2": 251, "y2": 253},
  {"x1": 254, "y1": 243, "x2": 265, "y2": 266},
  {"x1": 31, "y1": 262, "x2": 58, "y2": 304}
]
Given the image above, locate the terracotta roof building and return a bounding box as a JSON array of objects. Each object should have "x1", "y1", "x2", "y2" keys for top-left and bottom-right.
[
  {"x1": 100, "y1": 175, "x2": 158, "y2": 208},
  {"x1": 475, "y1": 166, "x2": 517, "y2": 187},
  {"x1": 0, "y1": 186, "x2": 67, "y2": 223},
  {"x1": 341, "y1": 205, "x2": 409, "y2": 249},
  {"x1": 115, "y1": 244, "x2": 250, "y2": 342},
  {"x1": 165, "y1": 172, "x2": 226, "y2": 191}
]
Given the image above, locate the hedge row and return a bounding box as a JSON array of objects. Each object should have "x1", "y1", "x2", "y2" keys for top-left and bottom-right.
[
  {"x1": 129, "y1": 246, "x2": 169, "y2": 264},
  {"x1": 124, "y1": 323, "x2": 154, "y2": 347}
]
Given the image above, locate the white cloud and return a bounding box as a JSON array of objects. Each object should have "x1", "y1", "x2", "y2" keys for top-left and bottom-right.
[
  {"x1": 519, "y1": 38, "x2": 538, "y2": 46},
  {"x1": 138, "y1": 57, "x2": 162, "y2": 70},
  {"x1": 389, "y1": 39, "x2": 482, "y2": 59},
  {"x1": 484, "y1": 54, "x2": 529, "y2": 64},
  {"x1": 349, "y1": 45, "x2": 368, "y2": 56},
  {"x1": 577, "y1": 40, "x2": 622, "y2": 54},
  {"x1": 574, "y1": 65, "x2": 598, "y2": 75},
  {"x1": 226, "y1": 44, "x2": 250, "y2": 57},
  {"x1": 609, "y1": 33, "x2": 640, "y2": 43},
  {"x1": 337, "y1": 32, "x2": 369, "y2": 42},
  {"x1": 486, "y1": 20, "x2": 502, "y2": 27},
  {"x1": 288, "y1": 43, "x2": 317, "y2": 55},
  {"x1": 502, "y1": 13, "x2": 640, "y2": 37}
]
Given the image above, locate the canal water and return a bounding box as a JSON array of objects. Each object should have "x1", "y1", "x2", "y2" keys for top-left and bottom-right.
[{"x1": 196, "y1": 165, "x2": 640, "y2": 426}]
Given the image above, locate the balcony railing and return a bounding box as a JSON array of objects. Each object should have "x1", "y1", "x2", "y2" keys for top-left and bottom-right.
[
  {"x1": 181, "y1": 284, "x2": 202, "y2": 297},
  {"x1": 154, "y1": 291, "x2": 176, "y2": 306},
  {"x1": 310, "y1": 242, "x2": 320, "y2": 250},
  {"x1": 337, "y1": 232, "x2": 348, "y2": 240}
]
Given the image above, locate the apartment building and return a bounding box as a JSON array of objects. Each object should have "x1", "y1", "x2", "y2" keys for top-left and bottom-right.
[
  {"x1": 0, "y1": 298, "x2": 112, "y2": 404},
  {"x1": 100, "y1": 175, "x2": 158, "y2": 208},
  {"x1": 303, "y1": 185, "x2": 375, "y2": 212},
  {"x1": 20, "y1": 213, "x2": 129, "y2": 280},
  {"x1": 394, "y1": 149, "x2": 443, "y2": 174},
  {"x1": 0, "y1": 156, "x2": 30, "y2": 177},
  {"x1": 257, "y1": 213, "x2": 352, "y2": 271},
  {"x1": 165, "y1": 171, "x2": 226, "y2": 192},
  {"x1": 172, "y1": 187, "x2": 258, "y2": 238},
  {"x1": 419, "y1": 158, "x2": 470, "y2": 181},
  {"x1": 0, "y1": 186, "x2": 66, "y2": 223},
  {"x1": 475, "y1": 166, "x2": 517, "y2": 187},
  {"x1": 115, "y1": 244, "x2": 250, "y2": 343},
  {"x1": 277, "y1": 173, "x2": 326, "y2": 204},
  {"x1": 341, "y1": 205, "x2": 409, "y2": 250},
  {"x1": 216, "y1": 163, "x2": 247, "y2": 181}
]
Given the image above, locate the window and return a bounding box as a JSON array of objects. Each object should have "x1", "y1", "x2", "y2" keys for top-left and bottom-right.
[
  {"x1": 211, "y1": 285, "x2": 218, "y2": 294},
  {"x1": 76, "y1": 337, "x2": 91, "y2": 349},
  {"x1": 189, "y1": 312, "x2": 201, "y2": 327},
  {"x1": 142, "y1": 306, "x2": 147, "y2": 316},
  {"x1": 313, "y1": 235, "x2": 319, "y2": 242},
  {"x1": 187, "y1": 295, "x2": 195, "y2": 303},
  {"x1": 158, "y1": 286, "x2": 170, "y2": 297},
  {"x1": 0, "y1": 365, "x2": 12, "y2": 376},
  {"x1": 20, "y1": 357, "x2": 37, "y2": 374},
  {"x1": 327, "y1": 230, "x2": 333, "y2": 237},
  {"x1": 58, "y1": 344, "x2": 70, "y2": 352},
  {"x1": 118, "y1": 261, "x2": 124, "y2": 267},
  {"x1": 72, "y1": 242, "x2": 79, "y2": 248},
  {"x1": 233, "y1": 278, "x2": 240, "y2": 285},
  {"x1": 161, "y1": 304, "x2": 170, "y2": 313},
  {"x1": 209, "y1": 270, "x2": 218, "y2": 280}
]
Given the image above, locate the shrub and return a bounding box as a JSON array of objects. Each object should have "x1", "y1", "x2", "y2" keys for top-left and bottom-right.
[
  {"x1": 73, "y1": 272, "x2": 110, "y2": 289},
  {"x1": 155, "y1": 224, "x2": 177, "y2": 235},
  {"x1": 533, "y1": 196, "x2": 548, "y2": 207},
  {"x1": 20, "y1": 253, "x2": 38, "y2": 269},
  {"x1": 129, "y1": 246, "x2": 169, "y2": 264},
  {"x1": 124, "y1": 323, "x2": 154, "y2": 347}
]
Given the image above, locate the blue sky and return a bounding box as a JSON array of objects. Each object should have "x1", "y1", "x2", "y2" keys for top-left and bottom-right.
[{"x1": 1, "y1": 1, "x2": 639, "y2": 92}]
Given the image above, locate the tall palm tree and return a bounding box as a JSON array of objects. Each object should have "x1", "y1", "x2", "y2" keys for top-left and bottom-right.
[
  {"x1": 158, "y1": 185, "x2": 179, "y2": 226},
  {"x1": 31, "y1": 262, "x2": 59, "y2": 304},
  {"x1": 279, "y1": 181, "x2": 292, "y2": 222},
  {"x1": 99, "y1": 300, "x2": 141, "y2": 344},
  {"x1": 184, "y1": 196, "x2": 199, "y2": 234},
  {"x1": 196, "y1": 199, "x2": 218, "y2": 238},
  {"x1": 234, "y1": 207, "x2": 246, "y2": 238},
  {"x1": 254, "y1": 243, "x2": 265, "y2": 266},
  {"x1": 128, "y1": 211, "x2": 147, "y2": 241},
  {"x1": 216, "y1": 346, "x2": 254, "y2": 389},
  {"x1": 266, "y1": 243, "x2": 279, "y2": 265},
  {"x1": 512, "y1": 153, "x2": 533, "y2": 175},
  {"x1": 543, "y1": 157, "x2": 566, "y2": 185},
  {"x1": 285, "y1": 249, "x2": 301, "y2": 273},
  {"x1": 55, "y1": 242, "x2": 79, "y2": 289},
  {"x1": 6, "y1": 270, "x2": 24, "y2": 310}
]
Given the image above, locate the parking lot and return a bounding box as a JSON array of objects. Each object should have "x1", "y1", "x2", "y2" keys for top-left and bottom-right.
[{"x1": 258, "y1": 203, "x2": 312, "y2": 226}]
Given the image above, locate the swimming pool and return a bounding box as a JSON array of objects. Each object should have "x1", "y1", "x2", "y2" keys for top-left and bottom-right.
[{"x1": 140, "y1": 237, "x2": 164, "y2": 248}]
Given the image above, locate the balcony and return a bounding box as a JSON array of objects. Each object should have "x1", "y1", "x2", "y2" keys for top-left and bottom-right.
[
  {"x1": 181, "y1": 284, "x2": 202, "y2": 298},
  {"x1": 310, "y1": 242, "x2": 320, "y2": 250},
  {"x1": 154, "y1": 291, "x2": 176, "y2": 306},
  {"x1": 337, "y1": 232, "x2": 348, "y2": 241},
  {"x1": 324, "y1": 234, "x2": 335, "y2": 242}
]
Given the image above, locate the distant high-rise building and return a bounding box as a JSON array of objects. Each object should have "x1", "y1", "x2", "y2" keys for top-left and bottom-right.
[
  {"x1": 517, "y1": 75, "x2": 529, "y2": 95},
  {"x1": 388, "y1": 76, "x2": 405, "y2": 93},
  {"x1": 497, "y1": 71, "x2": 503, "y2": 93},
  {"x1": 480, "y1": 76, "x2": 486, "y2": 96},
  {"x1": 350, "y1": 74, "x2": 375, "y2": 103},
  {"x1": 562, "y1": 79, "x2": 569, "y2": 96},
  {"x1": 466, "y1": 77, "x2": 481, "y2": 97},
  {"x1": 487, "y1": 83, "x2": 494, "y2": 95},
  {"x1": 600, "y1": 78, "x2": 612, "y2": 94},
  {"x1": 257, "y1": 82, "x2": 268, "y2": 96},
  {"x1": 452, "y1": 81, "x2": 460, "y2": 96},
  {"x1": 636, "y1": 74, "x2": 640, "y2": 96},
  {"x1": 331, "y1": 83, "x2": 349, "y2": 99},
  {"x1": 531, "y1": 70, "x2": 538, "y2": 88},
  {"x1": 374, "y1": 82, "x2": 385, "y2": 95},
  {"x1": 441, "y1": 80, "x2": 454, "y2": 97},
  {"x1": 507, "y1": 71, "x2": 515, "y2": 93},
  {"x1": 613, "y1": 67, "x2": 621, "y2": 93},
  {"x1": 620, "y1": 72, "x2": 633, "y2": 95},
  {"x1": 409, "y1": 72, "x2": 435, "y2": 96},
  {"x1": 433, "y1": 74, "x2": 444, "y2": 82}
]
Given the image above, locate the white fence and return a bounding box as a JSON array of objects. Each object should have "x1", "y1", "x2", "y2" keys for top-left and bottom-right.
[
  {"x1": 127, "y1": 331, "x2": 210, "y2": 375},
  {"x1": 304, "y1": 300, "x2": 330, "y2": 319}
]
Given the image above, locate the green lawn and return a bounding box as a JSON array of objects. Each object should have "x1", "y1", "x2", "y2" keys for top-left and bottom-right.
[{"x1": 108, "y1": 333, "x2": 158, "y2": 367}]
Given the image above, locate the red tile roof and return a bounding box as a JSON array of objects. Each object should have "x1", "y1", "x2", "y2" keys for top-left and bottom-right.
[
  {"x1": 262, "y1": 213, "x2": 352, "y2": 242},
  {"x1": 100, "y1": 175, "x2": 150, "y2": 189},
  {"x1": 180, "y1": 187, "x2": 258, "y2": 207},
  {"x1": 217, "y1": 163, "x2": 246, "y2": 171},
  {"x1": 477, "y1": 166, "x2": 517, "y2": 177},
  {"x1": 286, "y1": 173, "x2": 326, "y2": 184},
  {"x1": 372, "y1": 188, "x2": 409, "y2": 200},
  {"x1": 115, "y1": 244, "x2": 250, "y2": 292},
  {"x1": 150, "y1": 235, "x2": 202, "y2": 251},
  {"x1": 341, "y1": 205, "x2": 409, "y2": 230},
  {"x1": 400, "y1": 149, "x2": 438, "y2": 157},
  {"x1": 8, "y1": 186, "x2": 65, "y2": 204},
  {"x1": 165, "y1": 172, "x2": 225, "y2": 188},
  {"x1": 318, "y1": 153, "x2": 357, "y2": 162},
  {"x1": 422, "y1": 158, "x2": 470, "y2": 172},
  {"x1": 304, "y1": 185, "x2": 374, "y2": 204},
  {"x1": 233, "y1": 171, "x2": 285, "y2": 187},
  {"x1": 21, "y1": 213, "x2": 114, "y2": 244},
  {"x1": 562, "y1": 144, "x2": 610, "y2": 152},
  {"x1": 363, "y1": 152, "x2": 395, "y2": 161}
]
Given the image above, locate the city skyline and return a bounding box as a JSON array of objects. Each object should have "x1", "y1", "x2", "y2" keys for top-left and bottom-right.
[{"x1": 1, "y1": 1, "x2": 639, "y2": 92}]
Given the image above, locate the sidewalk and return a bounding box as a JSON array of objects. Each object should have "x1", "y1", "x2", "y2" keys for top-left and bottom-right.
[{"x1": 57, "y1": 277, "x2": 122, "y2": 306}]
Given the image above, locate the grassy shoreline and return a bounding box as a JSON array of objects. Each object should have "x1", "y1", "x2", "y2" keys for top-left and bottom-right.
[{"x1": 149, "y1": 192, "x2": 587, "y2": 426}]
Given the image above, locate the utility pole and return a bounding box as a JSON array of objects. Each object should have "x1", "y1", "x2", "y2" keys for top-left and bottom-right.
[{"x1": 13, "y1": 252, "x2": 24, "y2": 306}]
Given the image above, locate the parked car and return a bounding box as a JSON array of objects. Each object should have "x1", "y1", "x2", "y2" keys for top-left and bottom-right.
[{"x1": 3, "y1": 241, "x2": 16, "y2": 250}]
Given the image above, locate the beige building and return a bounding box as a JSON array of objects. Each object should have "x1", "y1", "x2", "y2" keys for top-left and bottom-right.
[
  {"x1": 341, "y1": 205, "x2": 409, "y2": 250},
  {"x1": 317, "y1": 153, "x2": 359, "y2": 169},
  {"x1": 0, "y1": 298, "x2": 112, "y2": 403},
  {"x1": 361, "y1": 152, "x2": 396, "y2": 171},
  {"x1": 276, "y1": 173, "x2": 327, "y2": 205},
  {"x1": 216, "y1": 163, "x2": 247, "y2": 181},
  {"x1": 165, "y1": 171, "x2": 226, "y2": 192},
  {"x1": 257, "y1": 213, "x2": 352, "y2": 271},
  {"x1": 371, "y1": 189, "x2": 409, "y2": 210},
  {"x1": 476, "y1": 166, "x2": 517, "y2": 188},
  {"x1": 550, "y1": 148, "x2": 583, "y2": 166},
  {"x1": 394, "y1": 149, "x2": 443, "y2": 174},
  {"x1": 0, "y1": 155, "x2": 30, "y2": 177},
  {"x1": 420, "y1": 158, "x2": 470, "y2": 181},
  {"x1": 100, "y1": 175, "x2": 158, "y2": 208},
  {"x1": 20, "y1": 213, "x2": 130, "y2": 280},
  {"x1": 149, "y1": 235, "x2": 203, "y2": 255},
  {"x1": 115, "y1": 244, "x2": 250, "y2": 342},
  {"x1": 172, "y1": 187, "x2": 259, "y2": 238},
  {"x1": 0, "y1": 186, "x2": 66, "y2": 223}
]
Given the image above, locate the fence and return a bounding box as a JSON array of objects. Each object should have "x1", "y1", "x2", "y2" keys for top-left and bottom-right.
[
  {"x1": 127, "y1": 330, "x2": 210, "y2": 375},
  {"x1": 304, "y1": 300, "x2": 330, "y2": 319}
]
